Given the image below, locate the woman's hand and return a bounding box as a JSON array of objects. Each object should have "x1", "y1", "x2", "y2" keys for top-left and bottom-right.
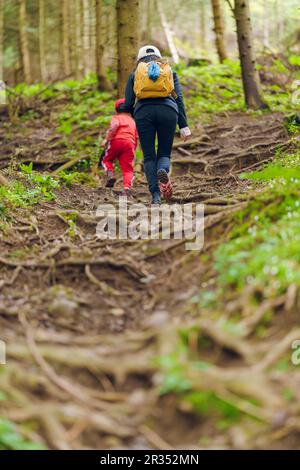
[{"x1": 180, "y1": 127, "x2": 192, "y2": 142}]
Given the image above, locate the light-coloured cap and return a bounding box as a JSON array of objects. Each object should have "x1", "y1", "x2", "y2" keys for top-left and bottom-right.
[{"x1": 137, "y1": 45, "x2": 162, "y2": 62}]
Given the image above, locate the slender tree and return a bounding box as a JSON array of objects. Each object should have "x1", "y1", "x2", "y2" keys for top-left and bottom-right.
[
  {"x1": 62, "y1": 0, "x2": 71, "y2": 76},
  {"x1": 156, "y1": 0, "x2": 179, "y2": 64},
  {"x1": 0, "y1": 0, "x2": 4, "y2": 113},
  {"x1": 95, "y1": 0, "x2": 111, "y2": 90},
  {"x1": 211, "y1": 0, "x2": 228, "y2": 62},
  {"x1": 274, "y1": 0, "x2": 284, "y2": 42},
  {"x1": 116, "y1": 0, "x2": 139, "y2": 96},
  {"x1": 82, "y1": 0, "x2": 91, "y2": 75},
  {"x1": 75, "y1": 0, "x2": 84, "y2": 79},
  {"x1": 19, "y1": 0, "x2": 32, "y2": 83},
  {"x1": 262, "y1": 0, "x2": 269, "y2": 49},
  {"x1": 101, "y1": 0, "x2": 115, "y2": 80},
  {"x1": 0, "y1": 0, "x2": 9, "y2": 184},
  {"x1": 68, "y1": 0, "x2": 75, "y2": 77},
  {"x1": 39, "y1": 0, "x2": 46, "y2": 82},
  {"x1": 200, "y1": 0, "x2": 207, "y2": 52},
  {"x1": 227, "y1": 0, "x2": 265, "y2": 109},
  {"x1": 0, "y1": 0, "x2": 3, "y2": 82}
]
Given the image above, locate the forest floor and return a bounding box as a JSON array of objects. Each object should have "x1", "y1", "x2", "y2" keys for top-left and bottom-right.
[{"x1": 1, "y1": 63, "x2": 300, "y2": 449}]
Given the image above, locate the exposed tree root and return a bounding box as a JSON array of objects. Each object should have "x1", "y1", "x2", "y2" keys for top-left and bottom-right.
[{"x1": 1, "y1": 110, "x2": 297, "y2": 449}]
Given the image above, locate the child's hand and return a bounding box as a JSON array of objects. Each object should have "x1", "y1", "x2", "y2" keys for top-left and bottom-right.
[{"x1": 100, "y1": 139, "x2": 107, "y2": 148}]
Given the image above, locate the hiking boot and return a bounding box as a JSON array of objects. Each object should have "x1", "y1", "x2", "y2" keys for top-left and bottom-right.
[
  {"x1": 105, "y1": 171, "x2": 116, "y2": 188},
  {"x1": 151, "y1": 191, "x2": 161, "y2": 205},
  {"x1": 157, "y1": 169, "x2": 173, "y2": 200}
]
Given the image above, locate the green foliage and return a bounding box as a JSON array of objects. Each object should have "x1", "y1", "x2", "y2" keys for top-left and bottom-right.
[
  {"x1": 0, "y1": 202, "x2": 8, "y2": 220},
  {"x1": 0, "y1": 165, "x2": 60, "y2": 216},
  {"x1": 157, "y1": 350, "x2": 192, "y2": 395},
  {"x1": 58, "y1": 211, "x2": 78, "y2": 238},
  {"x1": 241, "y1": 166, "x2": 300, "y2": 182},
  {"x1": 215, "y1": 205, "x2": 300, "y2": 293},
  {"x1": 59, "y1": 170, "x2": 94, "y2": 186},
  {"x1": 0, "y1": 181, "x2": 42, "y2": 208},
  {"x1": 53, "y1": 73, "x2": 99, "y2": 91},
  {"x1": 288, "y1": 55, "x2": 300, "y2": 67},
  {"x1": 212, "y1": 146, "x2": 300, "y2": 300},
  {"x1": 56, "y1": 83, "x2": 114, "y2": 135},
  {"x1": 185, "y1": 391, "x2": 241, "y2": 422},
  {"x1": 13, "y1": 83, "x2": 58, "y2": 100},
  {"x1": 19, "y1": 162, "x2": 33, "y2": 175},
  {"x1": 0, "y1": 418, "x2": 44, "y2": 450},
  {"x1": 57, "y1": 120, "x2": 73, "y2": 135},
  {"x1": 175, "y1": 59, "x2": 299, "y2": 124},
  {"x1": 284, "y1": 114, "x2": 300, "y2": 135},
  {"x1": 177, "y1": 61, "x2": 245, "y2": 124},
  {"x1": 20, "y1": 163, "x2": 60, "y2": 200},
  {"x1": 135, "y1": 147, "x2": 144, "y2": 161},
  {"x1": 157, "y1": 334, "x2": 243, "y2": 425}
]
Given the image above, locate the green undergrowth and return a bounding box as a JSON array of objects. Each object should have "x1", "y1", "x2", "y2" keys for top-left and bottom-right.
[
  {"x1": 176, "y1": 60, "x2": 245, "y2": 123},
  {"x1": 18, "y1": 74, "x2": 114, "y2": 127},
  {"x1": 12, "y1": 56, "x2": 300, "y2": 135},
  {"x1": 56, "y1": 88, "x2": 113, "y2": 135},
  {"x1": 217, "y1": 145, "x2": 300, "y2": 293},
  {"x1": 8, "y1": 58, "x2": 300, "y2": 180},
  {"x1": 0, "y1": 163, "x2": 95, "y2": 220},
  {"x1": 175, "y1": 57, "x2": 300, "y2": 125},
  {"x1": 157, "y1": 335, "x2": 248, "y2": 430},
  {"x1": 158, "y1": 142, "x2": 300, "y2": 429},
  {"x1": 0, "y1": 391, "x2": 43, "y2": 449},
  {"x1": 195, "y1": 143, "x2": 300, "y2": 312},
  {"x1": 0, "y1": 418, "x2": 43, "y2": 450}
]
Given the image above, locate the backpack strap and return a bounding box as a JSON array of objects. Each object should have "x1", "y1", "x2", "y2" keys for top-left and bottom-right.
[{"x1": 171, "y1": 72, "x2": 178, "y2": 99}]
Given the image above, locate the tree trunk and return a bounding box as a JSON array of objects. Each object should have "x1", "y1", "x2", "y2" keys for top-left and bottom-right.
[
  {"x1": 19, "y1": 0, "x2": 32, "y2": 83},
  {"x1": 200, "y1": 0, "x2": 207, "y2": 51},
  {"x1": 0, "y1": 0, "x2": 3, "y2": 82},
  {"x1": 68, "y1": 0, "x2": 75, "y2": 77},
  {"x1": 156, "y1": 0, "x2": 179, "y2": 64},
  {"x1": 39, "y1": 0, "x2": 46, "y2": 82},
  {"x1": 211, "y1": 0, "x2": 228, "y2": 63},
  {"x1": 95, "y1": 0, "x2": 111, "y2": 90},
  {"x1": 274, "y1": 0, "x2": 284, "y2": 42},
  {"x1": 262, "y1": 0, "x2": 269, "y2": 49},
  {"x1": 233, "y1": 0, "x2": 265, "y2": 109},
  {"x1": 62, "y1": 0, "x2": 71, "y2": 77},
  {"x1": 145, "y1": 0, "x2": 152, "y2": 42},
  {"x1": 75, "y1": 0, "x2": 84, "y2": 79},
  {"x1": 82, "y1": 0, "x2": 91, "y2": 75},
  {"x1": 116, "y1": 0, "x2": 139, "y2": 97},
  {"x1": 90, "y1": 0, "x2": 96, "y2": 74}
]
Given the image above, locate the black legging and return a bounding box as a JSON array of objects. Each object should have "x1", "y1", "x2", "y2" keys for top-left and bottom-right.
[{"x1": 135, "y1": 104, "x2": 178, "y2": 194}]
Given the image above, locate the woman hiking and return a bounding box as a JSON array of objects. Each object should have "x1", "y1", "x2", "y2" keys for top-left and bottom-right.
[{"x1": 116, "y1": 45, "x2": 191, "y2": 205}]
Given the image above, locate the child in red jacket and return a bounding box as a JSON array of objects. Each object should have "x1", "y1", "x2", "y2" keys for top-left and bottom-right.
[{"x1": 100, "y1": 98, "x2": 138, "y2": 196}]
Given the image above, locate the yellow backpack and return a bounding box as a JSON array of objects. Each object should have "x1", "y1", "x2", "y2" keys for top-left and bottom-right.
[{"x1": 134, "y1": 61, "x2": 175, "y2": 100}]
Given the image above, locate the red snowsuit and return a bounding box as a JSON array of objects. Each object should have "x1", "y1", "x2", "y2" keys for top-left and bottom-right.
[{"x1": 102, "y1": 113, "x2": 138, "y2": 190}]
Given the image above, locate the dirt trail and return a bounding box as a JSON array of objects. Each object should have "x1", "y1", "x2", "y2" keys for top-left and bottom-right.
[{"x1": 0, "y1": 109, "x2": 292, "y2": 449}]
